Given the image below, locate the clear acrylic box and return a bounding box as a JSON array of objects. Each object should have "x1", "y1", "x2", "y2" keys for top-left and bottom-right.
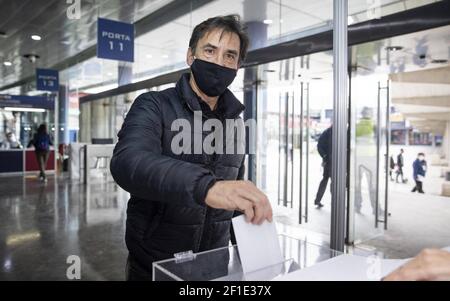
[{"x1": 152, "y1": 234, "x2": 343, "y2": 281}]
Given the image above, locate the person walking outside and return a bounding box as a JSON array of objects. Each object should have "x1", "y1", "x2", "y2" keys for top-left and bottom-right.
[
  {"x1": 396, "y1": 148, "x2": 405, "y2": 183},
  {"x1": 412, "y1": 152, "x2": 427, "y2": 193}
]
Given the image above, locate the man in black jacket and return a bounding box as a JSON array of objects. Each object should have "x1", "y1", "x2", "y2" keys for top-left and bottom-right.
[
  {"x1": 313, "y1": 126, "x2": 332, "y2": 209},
  {"x1": 110, "y1": 15, "x2": 272, "y2": 280}
]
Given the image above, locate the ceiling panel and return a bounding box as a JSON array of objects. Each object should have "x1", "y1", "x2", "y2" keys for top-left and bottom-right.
[
  {"x1": 0, "y1": 0, "x2": 444, "y2": 91},
  {"x1": 0, "y1": 0, "x2": 174, "y2": 89}
]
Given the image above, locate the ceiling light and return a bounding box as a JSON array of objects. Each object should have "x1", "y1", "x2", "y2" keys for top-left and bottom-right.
[
  {"x1": 4, "y1": 107, "x2": 46, "y2": 113},
  {"x1": 31, "y1": 35, "x2": 41, "y2": 41},
  {"x1": 386, "y1": 46, "x2": 403, "y2": 52},
  {"x1": 162, "y1": 54, "x2": 169, "y2": 59},
  {"x1": 6, "y1": 232, "x2": 40, "y2": 246},
  {"x1": 3, "y1": 61, "x2": 12, "y2": 66},
  {"x1": 263, "y1": 19, "x2": 273, "y2": 25},
  {"x1": 146, "y1": 54, "x2": 153, "y2": 58}
]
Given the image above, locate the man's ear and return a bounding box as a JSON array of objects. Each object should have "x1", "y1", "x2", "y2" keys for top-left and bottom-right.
[{"x1": 186, "y1": 48, "x2": 194, "y2": 66}]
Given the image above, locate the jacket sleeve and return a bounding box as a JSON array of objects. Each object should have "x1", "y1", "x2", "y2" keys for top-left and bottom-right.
[
  {"x1": 110, "y1": 93, "x2": 216, "y2": 208},
  {"x1": 236, "y1": 156, "x2": 246, "y2": 181},
  {"x1": 317, "y1": 130, "x2": 328, "y2": 160}
]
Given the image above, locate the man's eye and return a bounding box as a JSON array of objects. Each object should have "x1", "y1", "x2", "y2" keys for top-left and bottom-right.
[
  {"x1": 205, "y1": 48, "x2": 214, "y2": 54},
  {"x1": 226, "y1": 54, "x2": 236, "y2": 60}
]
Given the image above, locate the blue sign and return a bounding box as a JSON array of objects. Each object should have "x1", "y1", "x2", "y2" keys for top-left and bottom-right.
[
  {"x1": 36, "y1": 68, "x2": 59, "y2": 91},
  {"x1": 97, "y1": 18, "x2": 134, "y2": 62},
  {"x1": 0, "y1": 94, "x2": 55, "y2": 110}
]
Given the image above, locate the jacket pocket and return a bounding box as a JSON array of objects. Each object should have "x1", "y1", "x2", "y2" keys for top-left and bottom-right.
[
  {"x1": 146, "y1": 222, "x2": 203, "y2": 254},
  {"x1": 143, "y1": 205, "x2": 165, "y2": 241}
]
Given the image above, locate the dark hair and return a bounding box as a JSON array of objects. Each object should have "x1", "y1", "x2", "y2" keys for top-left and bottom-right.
[
  {"x1": 418, "y1": 152, "x2": 425, "y2": 156},
  {"x1": 37, "y1": 124, "x2": 47, "y2": 135},
  {"x1": 189, "y1": 14, "x2": 249, "y2": 64}
]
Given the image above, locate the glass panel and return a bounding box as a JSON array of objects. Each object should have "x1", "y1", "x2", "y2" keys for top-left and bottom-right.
[
  {"x1": 0, "y1": 109, "x2": 54, "y2": 149},
  {"x1": 153, "y1": 234, "x2": 343, "y2": 281},
  {"x1": 301, "y1": 52, "x2": 333, "y2": 236},
  {"x1": 78, "y1": 85, "x2": 175, "y2": 144},
  {"x1": 256, "y1": 68, "x2": 281, "y2": 205},
  {"x1": 350, "y1": 73, "x2": 387, "y2": 243}
]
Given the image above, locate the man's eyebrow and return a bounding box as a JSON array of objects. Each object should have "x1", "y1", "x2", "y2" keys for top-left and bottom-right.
[
  {"x1": 202, "y1": 43, "x2": 238, "y2": 55},
  {"x1": 202, "y1": 43, "x2": 218, "y2": 49},
  {"x1": 225, "y1": 49, "x2": 239, "y2": 56}
]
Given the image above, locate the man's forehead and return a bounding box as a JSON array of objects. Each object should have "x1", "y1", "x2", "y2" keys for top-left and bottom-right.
[{"x1": 199, "y1": 28, "x2": 240, "y2": 49}]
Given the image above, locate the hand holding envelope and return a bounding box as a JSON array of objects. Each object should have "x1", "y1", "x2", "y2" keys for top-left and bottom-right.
[{"x1": 206, "y1": 180, "x2": 273, "y2": 224}]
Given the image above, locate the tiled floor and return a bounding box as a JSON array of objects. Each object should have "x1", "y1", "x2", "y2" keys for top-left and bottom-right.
[{"x1": 0, "y1": 175, "x2": 129, "y2": 280}]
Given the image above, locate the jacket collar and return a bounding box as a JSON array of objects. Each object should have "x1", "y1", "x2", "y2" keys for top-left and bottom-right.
[{"x1": 176, "y1": 73, "x2": 245, "y2": 119}]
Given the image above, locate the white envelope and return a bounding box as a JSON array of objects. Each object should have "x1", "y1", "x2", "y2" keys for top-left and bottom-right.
[{"x1": 232, "y1": 215, "x2": 284, "y2": 275}]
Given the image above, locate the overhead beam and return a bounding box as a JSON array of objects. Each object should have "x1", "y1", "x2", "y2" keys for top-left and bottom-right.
[
  {"x1": 81, "y1": 1, "x2": 450, "y2": 104},
  {"x1": 245, "y1": 0, "x2": 450, "y2": 67},
  {"x1": 403, "y1": 112, "x2": 450, "y2": 121},
  {"x1": 392, "y1": 95, "x2": 450, "y2": 107},
  {"x1": 407, "y1": 120, "x2": 446, "y2": 135},
  {"x1": 390, "y1": 66, "x2": 450, "y2": 84}
]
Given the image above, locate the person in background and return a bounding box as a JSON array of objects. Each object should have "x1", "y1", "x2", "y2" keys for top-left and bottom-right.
[
  {"x1": 314, "y1": 126, "x2": 332, "y2": 209},
  {"x1": 28, "y1": 124, "x2": 53, "y2": 182},
  {"x1": 384, "y1": 248, "x2": 450, "y2": 281},
  {"x1": 389, "y1": 155, "x2": 395, "y2": 181},
  {"x1": 396, "y1": 148, "x2": 405, "y2": 183},
  {"x1": 411, "y1": 152, "x2": 426, "y2": 193}
]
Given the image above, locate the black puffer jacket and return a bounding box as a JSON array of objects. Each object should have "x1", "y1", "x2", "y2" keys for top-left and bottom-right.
[{"x1": 110, "y1": 73, "x2": 246, "y2": 272}]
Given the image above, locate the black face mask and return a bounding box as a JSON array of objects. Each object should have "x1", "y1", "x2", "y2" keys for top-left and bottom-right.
[{"x1": 190, "y1": 58, "x2": 237, "y2": 97}]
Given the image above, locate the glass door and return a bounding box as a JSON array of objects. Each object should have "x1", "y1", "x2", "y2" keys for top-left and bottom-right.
[
  {"x1": 256, "y1": 52, "x2": 333, "y2": 239},
  {"x1": 348, "y1": 73, "x2": 390, "y2": 244}
]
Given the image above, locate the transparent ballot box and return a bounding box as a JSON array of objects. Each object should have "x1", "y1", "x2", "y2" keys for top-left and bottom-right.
[{"x1": 152, "y1": 234, "x2": 343, "y2": 281}]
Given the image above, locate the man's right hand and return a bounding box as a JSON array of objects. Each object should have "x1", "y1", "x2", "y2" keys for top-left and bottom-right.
[{"x1": 205, "y1": 180, "x2": 273, "y2": 225}]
